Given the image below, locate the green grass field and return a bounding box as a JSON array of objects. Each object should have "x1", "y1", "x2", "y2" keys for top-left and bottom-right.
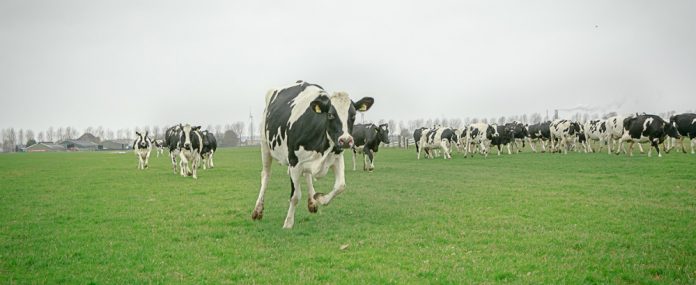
[{"x1": 1, "y1": 146, "x2": 695, "y2": 284}]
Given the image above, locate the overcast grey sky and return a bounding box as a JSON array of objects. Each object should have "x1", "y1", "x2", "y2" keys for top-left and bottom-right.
[{"x1": 1, "y1": 0, "x2": 695, "y2": 133}]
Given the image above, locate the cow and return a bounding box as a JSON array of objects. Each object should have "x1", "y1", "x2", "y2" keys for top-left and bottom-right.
[
  {"x1": 526, "y1": 121, "x2": 551, "y2": 153},
  {"x1": 504, "y1": 121, "x2": 529, "y2": 153},
  {"x1": 549, "y1": 119, "x2": 581, "y2": 154},
  {"x1": 178, "y1": 124, "x2": 204, "y2": 178},
  {"x1": 132, "y1": 131, "x2": 152, "y2": 170},
  {"x1": 583, "y1": 120, "x2": 608, "y2": 153},
  {"x1": 418, "y1": 127, "x2": 458, "y2": 159},
  {"x1": 465, "y1": 123, "x2": 499, "y2": 157},
  {"x1": 352, "y1": 123, "x2": 389, "y2": 171},
  {"x1": 413, "y1": 127, "x2": 430, "y2": 158},
  {"x1": 616, "y1": 114, "x2": 679, "y2": 157},
  {"x1": 152, "y1": 139, "x2": 165, "y2": 157},
  {"x1": 490, "y1": 124, "x2": 513, "y2": 155},
  {"x1": 164, "y1": 125, "x2": 183, "y2": 173},
  {"x1": 200, "y1": 130, "x2": 217, "y2": 169},
  {"x1": 252, "y1": 81, "x2": 374, "y2": 229},
  {"x1": 667, "y1": 113, "x2": 696, "y2": 154},
  {"x1": 605, "y1": 115, "x2": 644, "y2": 154},
  {"x1": 574, "y1": 125, "x2": 588, "y2": 153}
]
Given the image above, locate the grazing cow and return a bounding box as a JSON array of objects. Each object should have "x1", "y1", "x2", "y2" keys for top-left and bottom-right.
[
  {"x1": 583, "y1": 120, "x2": 608, "y2": 153},
  {"x1": 418, "y1": 127, "x2": 458, "y2": 159},
  {"x1": 526, "y1": 121, "x2": 551, "y2": 153},
  {"x1": 574, "y1": 125, "x2": 588, "y2": 153},
  {"x1": 490, "y1": 124, "x2": 513, "y2": 155},
  {"x1": 200, "y1": 130, "x2": 217, "y2": 169},
  {"x1": 549, "y1": 119, "x2": 581, "y2": 154},
  {"x1": 178, "y1": 124, "x2": 204, "y2": 178},
  {"x1": 133, "y1": 131, "x2": 152, "y2": 170},
  {"x1": 153, "y1": 139, "x2": 165, "y2": 157},
  {"x1": 465, "y1": 123, "x2": 499, "y2": 157},
  {"x1": 413, "y1": 127, "x2": 430, "y2": 158},
  {"x1": 164, "y1": 125, "x2": 183, "y2": 173},
  {"x1": 352, "y1": 123, "x2": 390, "y2": 171},
  {"x1": 616, "y1": 114, "x2": 679, "y2": 157},
  {"x1": 505, "y1": 121, "x2": 529, "y2": 153},
  {"x1": 668, "y1": 113, "x2": 696, "y2": 154},
  {"x1": 252, "y1": 81, "x2": 374, "y2": 229}
]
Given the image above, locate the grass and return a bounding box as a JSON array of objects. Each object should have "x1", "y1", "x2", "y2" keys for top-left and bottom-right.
[{"x1": 1, "y1": 146, "x2": 695, "y2": 284}]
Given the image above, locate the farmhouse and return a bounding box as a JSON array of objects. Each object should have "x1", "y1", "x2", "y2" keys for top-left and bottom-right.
[
  {"x1": 58, "y1": 140, "x2": 100, "y2": 151},
  {"x1": 26, "y1": 143, "x2": 67, "y2": 152},
  {"x1": 101, "y1": 139, "x2": 133, "y2": 150},
  {"x1": 77, "y1": 133, "x2": 101, "y2": 144}
]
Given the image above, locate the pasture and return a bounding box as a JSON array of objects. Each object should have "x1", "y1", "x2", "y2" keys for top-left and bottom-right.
[{"x1": 1, "y1": 147, "x2": 695, "y2": 284}]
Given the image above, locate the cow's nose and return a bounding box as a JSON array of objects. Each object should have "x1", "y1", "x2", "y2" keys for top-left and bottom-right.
[{"x1": 338, "y1": 136, "x2": 353, "y2": 148}]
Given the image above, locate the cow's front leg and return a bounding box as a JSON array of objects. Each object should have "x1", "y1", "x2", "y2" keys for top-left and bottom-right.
[
  {"x1": 192, "y1": 154, "x2": 200, "y2": 179},
  {"x1": 316, "y1": 155, "x2": 346, "y2": 206},
  {"x1": 306, "y1": 174, "x2": 318, "y2": 213},
  {"x1": 252, "y1": 147, "x2": 273, "y2": 221},
  {"x1": 145, "y1": 150, "x2": 151, "y2": 169},
  {"x1": 283, "y1": 168, "x2": 303, "y2": 229}
]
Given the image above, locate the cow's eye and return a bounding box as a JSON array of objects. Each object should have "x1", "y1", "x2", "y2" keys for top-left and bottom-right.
[{"x1": 328, "y1": 113, "x2": 335, "y2": 120}]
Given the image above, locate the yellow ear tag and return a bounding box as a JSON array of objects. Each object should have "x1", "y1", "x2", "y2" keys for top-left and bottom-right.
[
  {"x1": 358, "y1": 105, "x2": 367, "y2": 111},
  {"x1": 314, "y1": 104, "x2": 322, "y2": 113}
]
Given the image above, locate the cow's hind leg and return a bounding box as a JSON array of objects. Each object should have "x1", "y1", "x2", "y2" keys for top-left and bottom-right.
[{"x1": 252, "y1": 146, "x2": 273, "y2": 221}]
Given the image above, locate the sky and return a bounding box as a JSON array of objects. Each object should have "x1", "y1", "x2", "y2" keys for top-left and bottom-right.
[{"x1": 1, "y1": 0, "x2": 695, "y2": 134}]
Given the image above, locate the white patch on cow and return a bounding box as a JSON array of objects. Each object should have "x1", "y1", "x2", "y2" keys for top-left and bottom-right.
[
  {"x1": 418, "y1": 127, "x2": 452, "y2": 159},
  {"x1": 330, "y1": 91, "x2": 353, "y2": 145}
]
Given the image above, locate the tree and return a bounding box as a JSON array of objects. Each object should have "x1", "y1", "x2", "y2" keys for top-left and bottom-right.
[
  {"x1": 46, "y1": 126, "x2": 54, "y2": 142},
  {"x1": 530, "y1": 113, "x2": 542, "y2": 124},
  {"x1": 25, "y1": 130, "x2": 35, "y2": 143},
  {"x1": 220, "y1": 130, "x2": 241, "y2": 147},
  {"x1": 26, "y1": 139, "x2": 37, "y2": 147},
  {"x1": 37, "y1": 131, "x2": 44, "y2": 142},
  {"x1": 498, "y1": 116, "x2": 506, "y2": 125},
  {"x1": 231, "y1": 122, "x2": 245, "y2": 145},
  {"x1": 18, "y1": 129, "x2": 24, "y2": 146}
]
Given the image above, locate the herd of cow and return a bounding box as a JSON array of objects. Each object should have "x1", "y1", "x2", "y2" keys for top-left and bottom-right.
[
  {"x1": 413, "y1": 113, "x2": 696, "y2": 160},
  {"x1": 132, "y1": 124, "x2": 218, "y2": 179},
  {"x1": 128, "y1": 80, "x2": 694, "y2": 229}
]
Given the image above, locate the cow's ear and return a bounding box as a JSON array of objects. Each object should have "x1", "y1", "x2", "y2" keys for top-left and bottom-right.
[
  {"x1": 354, "y1": 97, "x2": 374, "y2": 112},
  {"x1": 144, "y1": 131, "x2": 149, "y2": 137},
  {"x1": 193, "y1": 126, "x2": 201, "y2": 131},
  {"x1": 135, "y1": 131, "x2": 141, "y2": 136},
  {"x1": 310, "y1": 95, "x2": 331, "y2": 114}
]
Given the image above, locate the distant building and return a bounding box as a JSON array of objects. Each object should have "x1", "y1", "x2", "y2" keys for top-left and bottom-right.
[
  {"x1": 77, "y1": 133, "x2": 101, "y2": 144},
  {"x1": 58, "y1": 140, "x2": 100, "y2": 151},
  {"x1": 26, "y1": 143, "x2": 67, "y2": 152},
  {"x1": 101, "y1": 139, "x2": 133, "y2": 150}
]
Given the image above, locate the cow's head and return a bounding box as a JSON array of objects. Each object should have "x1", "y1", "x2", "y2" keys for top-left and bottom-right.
[
  {"x1": 179, "y1": 124, "x2": 201, "y2": 151},
  {"x1": 135, "y1": 131, "x2": 150, "y2": 149},
  {"x1": 310, "y1": 92, "x2": 374, "y2": 150},
  {"x1": 665, "y1": 121, "x2": 681, "y2": 139},
  {"x1": 486, "y1": 124, "x2": 499, "y2": 139},
  {"x1": 568, "y1": 122, "x2": 582, "y2": 135},
  {"x1": 377, "y1": 124, "x2": 390, "y2": 144}
]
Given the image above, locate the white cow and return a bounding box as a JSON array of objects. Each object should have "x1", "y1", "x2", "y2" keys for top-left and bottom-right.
[
  {"x1": 549, "y1": 119, "x2": 581, "y2": 154},
  {"x1": 465, "y1": 123, "x2": 499, "y2": 157}
]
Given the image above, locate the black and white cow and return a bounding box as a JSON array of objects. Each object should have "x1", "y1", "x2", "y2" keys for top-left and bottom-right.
[
  {"x1": 616, "y1": 114, "x2": 679, "y2": 157},
  {"x1": 153, "y1": 139, "x2": 165, "y2": 157},
  {"x1": 352, "y1": 123, "x2": 389, "y2": 172},
  {"x1": 133, "y1": 131, "x2": 152, "y2": 170},
  {"x1": 418, "y1": 127, "x2": 458, "y2": 159},
  {"x1": 668, "y1": 113, "x2": 696, "y2": 154},
  {"x1": 504, "y1": 121, "x2": 529, "y2": 153},
  {"x1": 605, "y1": 115, "x2": 644, "y2": 154},
  {"x1": 200, "y1": 130, "x2": 217, "y2": 169},
  {"x1": 178, "y1": 124, "x2": 204, "y2": 178},
  {"x1": 549, "y1": 119, "x2": 582, "y2": 154},
  {"x1": 252, "y1": 81, "x2": 374, "y2": 229},
  {"x1": 583, "y1": 119, "x2": 608, "y2": 153},
  {"x1": 413, "y1": 127, "x2": 429, "y2": 158},
  {"x1": 490, "y1": 124, "x2": 513, "y2": 155},
  {"x1": 465, "y1": 123, "x2": 499, "y2": 157},
  {"x1": 164, "y1": 125, "x2": 183, "y2": 173},
  {"x1": 526, "y1": 121, "x2": 551, "y2": 153}
]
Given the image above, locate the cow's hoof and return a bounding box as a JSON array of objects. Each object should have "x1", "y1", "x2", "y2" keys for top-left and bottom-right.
[
  {"x1": 308, "y1": 199, "x2": 318, "y2": 213},
  {"x1": 252, "y1": 207, "x2": 264, "y2": 220},
  {"x1": 282, "y1": 218, "x2": 294, "y2": 229}
]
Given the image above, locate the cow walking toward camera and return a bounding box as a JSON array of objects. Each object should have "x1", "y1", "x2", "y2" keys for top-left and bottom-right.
[
  {"x1": 352, "y1": 123, "x2": 389, "y2": 171},
  {"x1": 164, "y1": 125, "x2": 183, "y2": 173},
  {"x1": 251, "y1": 81, "x2": 374, "y2": 229},
  {"x1": 465, "y1": 123, "x2": 498, "y2": 157},
  {"x1": 178, "y1": 124, "x2": 204, "y2": 178},
  {"x1": 133, "y1": 131, "x2": 152, "y2": 170},
  {"x1": 153, "y1": 139, "x2": 165, "y2": 157}
]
